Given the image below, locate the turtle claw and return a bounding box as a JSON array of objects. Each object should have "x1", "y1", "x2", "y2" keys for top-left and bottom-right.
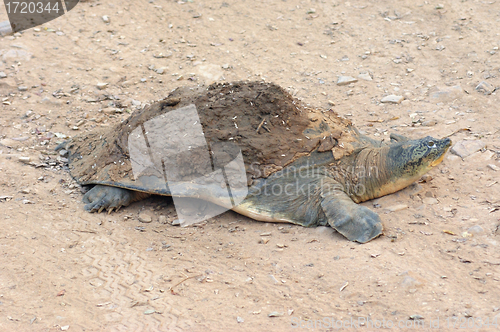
[{"x1": 83, "y1": 185, "x2": 135, "y2": 213}]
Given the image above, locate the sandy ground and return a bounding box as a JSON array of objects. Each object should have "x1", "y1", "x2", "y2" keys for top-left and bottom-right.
[{"x1": 1, "y1": 0, "x2": 500, "y2": 331}]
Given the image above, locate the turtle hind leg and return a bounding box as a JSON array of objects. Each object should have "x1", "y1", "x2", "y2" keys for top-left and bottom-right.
[
  {"x1": 321, "y1": 191, "x2": 383, "y2": 243},
  {"x1": 83, "y1": 185, "x2": 150, "y2": 213}
]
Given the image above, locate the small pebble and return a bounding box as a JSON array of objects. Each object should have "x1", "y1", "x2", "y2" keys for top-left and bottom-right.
[
  {"x1": 0, "y1": 72, "x2": 6, "y2": 78},
  {"x1": 420, "y1": 174, "x2": 432, "y2": 183},
  {"x1": 237, "y1": 316, "x2": 244, "y2": 323},
  {"x1": 488, "y1": 164, "x2": 499, "y2": 171},
  {"x1": 19, "y1": 156, "x2": 31, "y2": 163},
  {"x1": 59, "y1": 149, "x2": 69, "y2": 157},
  {"x1": 475, "y1": 81, "x2": 495, "y2": 95},
  {"x1": 337, "y1": 76, "x2": 357, "y2": 86},
  {"x1": 386, "y1": 204, "x2": 408, "y2": 212},
  {"x1": 159, "y1": 215, "x2": 168, "y2": 224},
  {"x1": 357, "y1": 73, "x2": 372, "y2": 81},
  {"x1": 259, "y1": 238, "x2": 270, "y2": 244},
  {"x1": 18, "y1": 86, "x2": 28, "y2": 91},
  {"x1": 381, "y1": 95, "x2": 404, "y2": 104},
  {"x1": 467, "y1": 225, "x2": 483, "y2": 234},
  {"x1": 423, "y1": 197, "x2": 438, "y2": 205},
  {"x1": 96, "y1": 82, "x2": 108, "y2": 90},
  {"x1": 171, "y1": 219, "x2": 182, "y2": 226},
  {"x1": 138, "y1": 212, "x2": 153, "y2": 223},
  {"x1": 421, "y1": 120, "x2": 437, "y2": 127},
  {"x1": 268, "y1": 311, "x2": 284, "y2": 317},
  {"x1": 450, "y1": 140, "x2": 485, "y2": 158},
  {"x1": 102, "y1": 15, "x2": 110, "y2": 23}
]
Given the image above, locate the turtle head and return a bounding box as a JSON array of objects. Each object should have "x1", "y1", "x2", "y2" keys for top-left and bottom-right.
[{"x1": 386, "y1": 135, "x2": 452, "y2": 183}]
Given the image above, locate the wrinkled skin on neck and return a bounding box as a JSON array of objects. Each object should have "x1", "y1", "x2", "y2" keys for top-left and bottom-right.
[{"x1": 332, "y1": 136, "x2": 452, "y2": 203}]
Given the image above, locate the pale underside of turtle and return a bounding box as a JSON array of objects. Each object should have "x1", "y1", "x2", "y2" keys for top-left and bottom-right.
[{"x1": 63, "y1": 81, "x2": 451, "y2": 243}]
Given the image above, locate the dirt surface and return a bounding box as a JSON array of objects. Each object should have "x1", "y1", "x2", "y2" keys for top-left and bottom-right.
[{"x1": 1, "y1": 0, "x2": 500, "y2": 331}]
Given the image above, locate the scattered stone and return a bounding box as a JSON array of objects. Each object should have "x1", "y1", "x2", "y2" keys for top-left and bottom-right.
[
  {"x1": 401, "y1": 276, "x2": 422, "y2": 288},
  {"x1": 386, "y1": 204, "x2": 408, "y2": 212},
  {"x1": 197, "y1": 64, "x2": 224, "y2": 81},
  {"x1": 423, "y1": 197, "x2": 438, "y2": 205},
  {"x1": 58, "y1": 149, "x2": 69, "y2": 157},
  {"x1": 430, "y1": 85, "x2": 462, "y2": 102},
  {"x1": 153, "y1": 52, "x2": 172, "y2": 58},
  {"x1": 155, "y1": 67, "x2": 166, "y2": 74},
  {"x1": 17, "y1": 86, "x2": 28, "y2": 91},
  {"x1": 19, "y1": 156, "x2": 31, "y2": 163},
  {"x1": 54, "y1": 133, "x2": 68, "y2": 139},
  {"x1": 450, "y1": 140, "x2": 485, "y2": 158},
  {"x1": 488, "y1": 164, "x2": 500, "y2": 171},
  {"x1": 20, "y1": 188, "x2": 30, "y2": 194},
  {"x1": 171, "y1": 219, "x2": 182, "y2": 226},
  {"x1": 138, "y1": 212, "x2": 153, "y2": 223},
  {"x1": 381, "y1": 95, "x2": 404, "y2": 104},
  {"x1": 0, "y1": 20, "x2": 12, "y2": 36},
  {"x1": 421, "y1": 119, "x2": 437, "y2": 127},
  {"x1": 475, "y1": 81, "x2": 495, "y2": 95},
  {"x1": 337, "y1": 76, "x2": 357, "y2": 86},
  {"x1": 0, "y1": 138, "x2": 19, "y2": 147},
  {"x1": 96, "y1": 82, "x2": 108, "y2": 90},
  {"x1": 237, "y1": 316, "x2": 244, "y2": 323},
  {"x1": 0, "y1": 72, "x2": 7, "y2": 78},
  {"x1": 221, "y1": 64, "x2": 230, "y2": 70},
  {"x1": 159, "y1": 215, "x2": 168, "y2": 224},
  {"x1": 467, "y1": 225, "x2": 483, "y2": 234},
  {"x1": 1, "y1": 49, "x2": 32, "y2": 61},
  {"x1": 102, "y1": 15, "x2": 110, "y2": 23},
  {"x1": 258, "y1": 238, "x2": 270, "y2": 244},
  {"x1": 357, "y1": 73, "x2": 372, "y2": 81},
  {"x1": 420, "y1": 174, "x2": 432, "y2": 183},
  {"x1": 268, "y1": 312, "x2": 284, "y2": 317}
]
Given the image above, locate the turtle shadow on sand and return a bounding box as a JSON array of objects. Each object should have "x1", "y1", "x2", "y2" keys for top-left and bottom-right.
[{"x1": 58, "y1": 81, "x2": 451, "y2": 243}]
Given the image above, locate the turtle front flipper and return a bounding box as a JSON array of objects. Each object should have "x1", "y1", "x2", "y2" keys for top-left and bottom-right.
[
  {"x1": 83, "y1": 185, "x2": 150, "y2": 213},
  {"x1": 321, "y1": 190, "x2": 383, "y2": 243}
]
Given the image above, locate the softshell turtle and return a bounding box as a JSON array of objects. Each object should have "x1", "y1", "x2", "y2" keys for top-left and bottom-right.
[{"x1": 60, "y1": 81, "x2": 451, "y2": 243}]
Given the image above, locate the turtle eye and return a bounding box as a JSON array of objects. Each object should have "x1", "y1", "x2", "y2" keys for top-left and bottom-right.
[{"x1": 427, "y1": 141, "x2": 436, "y2": 148}]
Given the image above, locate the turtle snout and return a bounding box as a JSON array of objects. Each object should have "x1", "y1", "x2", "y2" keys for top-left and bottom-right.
[{"x1": 442, "y1": 137, "x2": 452, "y2": 148}]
